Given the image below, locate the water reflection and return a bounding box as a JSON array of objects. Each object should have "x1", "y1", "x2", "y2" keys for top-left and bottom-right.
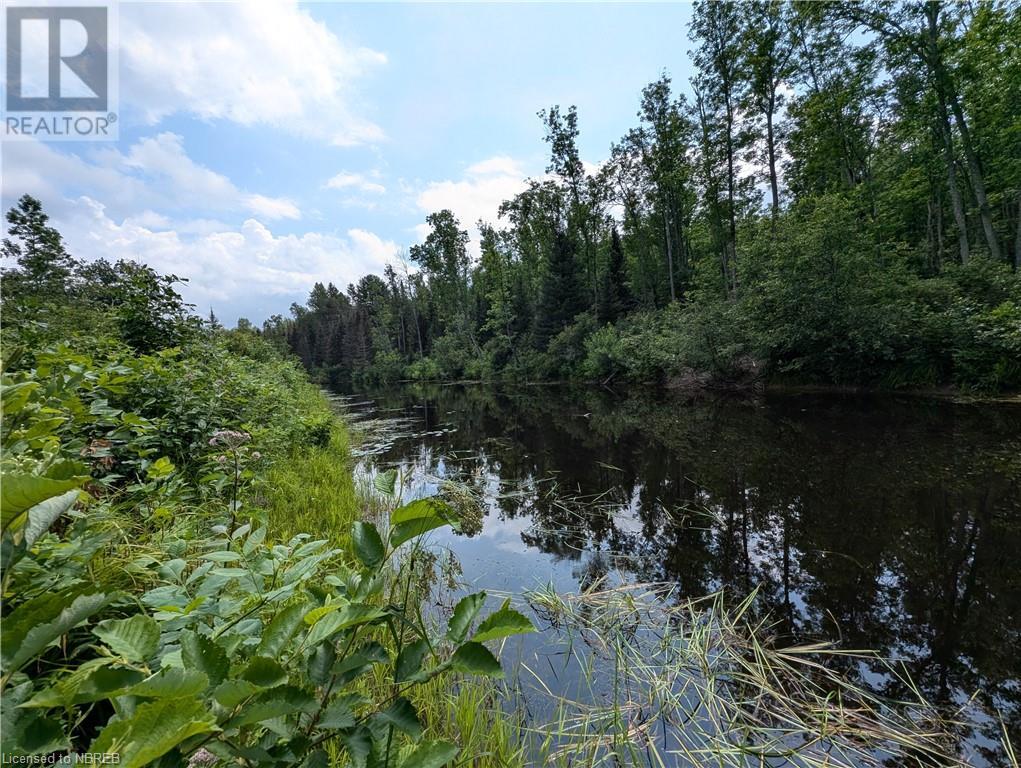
[{"x1": 336, "y1": 384, "x2": 1021, "y2": 762}]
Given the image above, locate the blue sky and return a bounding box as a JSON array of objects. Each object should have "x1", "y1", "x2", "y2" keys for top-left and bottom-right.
[{"x1": 2, "y1": 1, "x2": 696, "y2": 325}]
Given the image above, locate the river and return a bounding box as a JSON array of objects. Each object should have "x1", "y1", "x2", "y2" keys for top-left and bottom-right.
[{"x1": 333, "y1": 383, "x2": 1020, "y2": 764}]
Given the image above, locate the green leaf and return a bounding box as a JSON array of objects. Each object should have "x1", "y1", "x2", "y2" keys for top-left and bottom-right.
[
  {"x1": 1, "y1": 592, "x2": 111, "y2": 674},
  {"x1": 318, "y1": 695, "x2": 357, "y2": 729},
  {"x1": 231, "y1": 686, "x2": 316, "y2": 727},
  {"x1": 305, "y1": 604, "x2": 387, "y2": 648},
  {"x1": 351, "y1": 521, "x2": 385, "y2": 569},
  {"x1": 373, "y1": 469, "x2": 398, "y2": 497},
  {"x1": 146, "y1": 456, "x2": 176, "y2": 480},
  {"x1": 377, "y1": 697, "x2": 423, "y2": 742},
  {"x1": 122, "y1": 668, "x2": 208, "y2": 699},
  {"x1": 308, "y1": 642, "x2": 336, "y2": 686},
  {"x1": 1, "y1": 473, "x2": 82, "y2": 529},
  {"x1": 451, "y1": 642, "x2": 502, "y2": 677},
  {"x1": 212, "y1": 679, "x2": 262, "y2": 709},
  {"x1": 390, "y1": 498, "x2": 455, "y2": 525},
  {"x1": 400, "y1": 740, "x2": 459, "y2": 768},
  {"x1": 395, "y1": 638, "x2": 429, "y2": 682},
  {"x1": 241, "y1": 656, "x2": 287, "y2": 688},
  {"x1": 92, "y1": 615, "x2": 160, "y2": 662},
  {"x1": 447, "y1": 592, "x2": 486, "y2": 644},
  {"x1": 2, "y1": 681, "x2": 69, "y2": 755},
  {"x1": 23, "y1": 489, "x2": 81, "y2": 548},
  {"x1": 257, "y1": 602, "x2": 307, "y2": 657},
  {"x1": 90, "y1": 697, "x2": 217, "y2": 768},
  {"x1": 333, "y1": 642, "x2": 388, "y2": 686},
  {"x1": 180, "y1": 630, "x2": 228, "y2": 687},
  {"x1": 340, "y1": 727, "x2": 373, "y2": 768},
  {"x1": 471, "y1": 602, "x2": 534, "y2": 643},
  {"x1": 390, "y1": 515, "x2": 452, "y2": 549}
]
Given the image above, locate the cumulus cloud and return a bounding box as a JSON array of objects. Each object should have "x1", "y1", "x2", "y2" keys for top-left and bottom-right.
[
  {"x1": 324, "y1": 172, "x2": 386, "y2": 195},
  {"x1": 413, "y1": 155, "x2": 532, "y2": 249},
  {"x1": 2, "y1": 134, "x2": 299, "y2": 220},
  {"x1": 57, "y1": 197, "x2": 399, "y2": 323},
  {"x1": 120, "y1": 1, "x2": 386, "y2": 146}
]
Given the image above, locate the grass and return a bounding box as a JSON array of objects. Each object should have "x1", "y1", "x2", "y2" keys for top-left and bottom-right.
[
  {"x1": 259, "y1": 395, "x2": 527, "y2": 768},
  {"x1": 515, "y1": 582, "x2": 1008, "y2": 768},
  {"x1": 263, "y1": 424, "x2": 360, "y2": 546}
]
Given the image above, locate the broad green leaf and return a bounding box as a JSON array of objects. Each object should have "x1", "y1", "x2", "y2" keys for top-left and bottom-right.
[
  {"x1": 471, "y1": 602, "x2": 535, "y2": 643},
  {"x1": 212, "y1": 679, "x2": 262, "y2": 709},
  {"x1": 451, "y1": 642, "x2": 502, "y2": 677},
  {"x1": 395, "y1": 638, "x2": 429, "y2": 682},
  {"x1": 1, "y1": 472, "x2": 82, "y2": 527},
  {"x1": 340, "y1": 726, "x2": 373, "y2": 768},
  {"x1": 376, "y1": 697, "x2": 423, "y2": 742},
  {"x1": 2, "y1": 681, "x2": 69, "y2": 755},
  {"x1": 230, "y1": 686, "x2": 316, "y2": 727},
  {"x1": 304, "y1": 602, "x2": 341, "y2": 626},
  {"x1": 333, "y1": 642, "x2": 388, "y2": 686},
  {"x1": 92, "y1": 615, "x2": 160, "y2": 662},
  {"x1": 373, "y1": 469, "x2": 398, "y2": 497},
  {"x1": 146, "y1": 456, "x2": 176, "y2": 480},
  {"x1": 122, "y1": 668, "x2": 208, "y2": 699},
  {"x1": 308, "y1": 642, "x2": 336, "y2": 686},
  {"x1": 351, "y1": 521, "x2": 385, "y2": 569},
  {"x1": 258, "y1": 603, "x2": 307, "y2": 657},
  {"x1": 90, "y1": 697, "x2": 218, "y2": 768},
  {"x1": 446, "y1": 592, "x2": 486, "y2": 644},
  {"x1": 23, "y1": 489, "x2": 80, "y2": 548},
  {"x1": 318, "y1": 695, "x2": 357, "y2": 729},
  {"x1": 180, "y1": 631, "x2": 228, "y2": 687},
  {"x1": 400, "y1": 740, "x2": 459, "y2": 768},
  {"x1": 1, "y1": 592, "x2": 111, "y2": 674},
  {"x1": 241, "y1": 656, "x2": 287, "y2": 688},
  {"x1": 390, "y1": 515, "x2": 451, "y2": 549},
  {"x1": 299, "y1": 750, "x2": 330, "y2": 768},
  {"x1": 390, "y1": 498, "x2": 455, "y2": 525},
  {"x1": 305, "y1": 604, "x2": 387, "y2": 648}
]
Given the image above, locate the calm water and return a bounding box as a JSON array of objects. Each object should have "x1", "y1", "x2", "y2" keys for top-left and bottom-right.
[{"x1": 335, "y1": 383, "x2": 1021, "y2": 762}]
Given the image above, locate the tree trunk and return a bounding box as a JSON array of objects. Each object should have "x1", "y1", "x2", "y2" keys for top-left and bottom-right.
[
  {"x1": 947, "y1": 91, "x2": 1001, "y2": 260},
  {"x1": 662, "y1": 202, "x2": 676, "y2": 302},
  {"x1": 936, "y1": 93, "x2": 971, "y2": 263},
  {"x1": 766, "y1": 99, "x2": 780, "y2": 220},
  {"x1": 1015, "y1": 192, "x2": 1021, "y2": 271}
]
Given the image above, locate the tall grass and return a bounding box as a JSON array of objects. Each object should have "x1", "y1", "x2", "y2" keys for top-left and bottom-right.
[{"x1": 516, "y1": 582, "x2": 995, "y2": 768}]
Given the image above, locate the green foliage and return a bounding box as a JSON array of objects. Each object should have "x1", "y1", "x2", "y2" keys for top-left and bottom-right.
[{"x1": 1, "y1": 392, "x2": 534, "y2": 766}]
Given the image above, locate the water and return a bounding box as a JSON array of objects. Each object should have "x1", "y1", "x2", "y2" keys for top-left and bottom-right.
[{"x1": 333, "y1": 382, "x2": 1021, "y2": 763}]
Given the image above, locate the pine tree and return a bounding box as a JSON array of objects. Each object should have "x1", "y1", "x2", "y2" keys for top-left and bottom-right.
[
  {"x1": 535, "y1": 230, "x2": 585, "y2": 346},
  {"x1": 596, "y1": 228, "x2": 632, "y2": 324}
]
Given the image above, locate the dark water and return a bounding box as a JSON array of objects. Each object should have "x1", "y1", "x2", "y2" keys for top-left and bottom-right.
[{"x1": 335, "y1": 383, "x2": 1021, "y2": 762}]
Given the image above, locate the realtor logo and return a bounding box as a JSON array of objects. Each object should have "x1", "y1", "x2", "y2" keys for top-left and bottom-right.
[{"x1": 3, "y1": 2, "x2": 118, "y2": 140}]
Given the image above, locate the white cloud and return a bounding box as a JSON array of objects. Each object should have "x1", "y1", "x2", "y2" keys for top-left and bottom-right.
[
  {"x1": 324, "y1": 172, "x2": 386, "y2": 195},
  {"x1": 414, "y1": 155, "x2": 531, "y2": 250},
  {"x1": 57, "y1": 197, "x2": 399, "y2": 323},
  {"x1": 120, "y1": 1, "x2": 386, "y2": 146},
  {"x1": 3, "y1": 134, "x2": 299, "y2": 220}
]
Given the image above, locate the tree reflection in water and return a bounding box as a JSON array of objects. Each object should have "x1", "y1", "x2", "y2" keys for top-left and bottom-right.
[{"x1": 338, "y1": 384, "x2": 1021, "y2": 763}]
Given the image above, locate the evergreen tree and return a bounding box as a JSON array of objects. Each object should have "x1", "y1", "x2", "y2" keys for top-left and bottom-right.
[{"x1": 536, "y1": 230, "x2": 585, "y2": 346}]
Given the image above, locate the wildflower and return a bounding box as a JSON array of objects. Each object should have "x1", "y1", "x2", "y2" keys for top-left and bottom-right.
[
  {"x1": 216, "y1": 455, "x2": 228, "y2": 465},
  {"x1": 251, "y1": 451, "x2": 262, "y2": 460},
  {"x1": 208, "y1": 429, "x2": 251, "y2": 449},
  {"x1": 188, "y1": 748, "x2": 218, "y2": 767}
]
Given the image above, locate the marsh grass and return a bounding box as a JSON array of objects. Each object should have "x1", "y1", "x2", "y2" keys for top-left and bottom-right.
[
  {"x1": 263, "y1": 425, "x2": 360, "y2": 546},
  {"x1": 513, "y1": 582, "x2": 995, "y2": 768}
]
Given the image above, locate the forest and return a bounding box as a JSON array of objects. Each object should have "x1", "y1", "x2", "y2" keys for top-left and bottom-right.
[{"x1": 265, "y1": 0, "x2": 1021, "y2": 391}]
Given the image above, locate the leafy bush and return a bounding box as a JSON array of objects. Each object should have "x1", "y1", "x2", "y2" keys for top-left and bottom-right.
[{"x1": 1, "y1": 336, "x2": 535, "y2": 767}]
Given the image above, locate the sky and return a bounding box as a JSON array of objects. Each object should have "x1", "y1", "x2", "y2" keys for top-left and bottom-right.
[{"x1": 2, "y1": 1, "x2": 696, "y2": 325}]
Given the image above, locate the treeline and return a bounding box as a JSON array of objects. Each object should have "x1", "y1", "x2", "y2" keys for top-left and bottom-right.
[{"x1": 268, "y1": 1, "x2": 1021, "y2": 391}]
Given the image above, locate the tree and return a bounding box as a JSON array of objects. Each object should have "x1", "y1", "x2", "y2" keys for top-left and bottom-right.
[
  {"x1": 596, "y1": 227, "x2": 632, "y2": 324},
  {"x1": 2, "y1": 194, "x2": 79, "y2": 298},
  {"x1": 535, "y1": 230, "x2": 585, "y2": 347}
]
